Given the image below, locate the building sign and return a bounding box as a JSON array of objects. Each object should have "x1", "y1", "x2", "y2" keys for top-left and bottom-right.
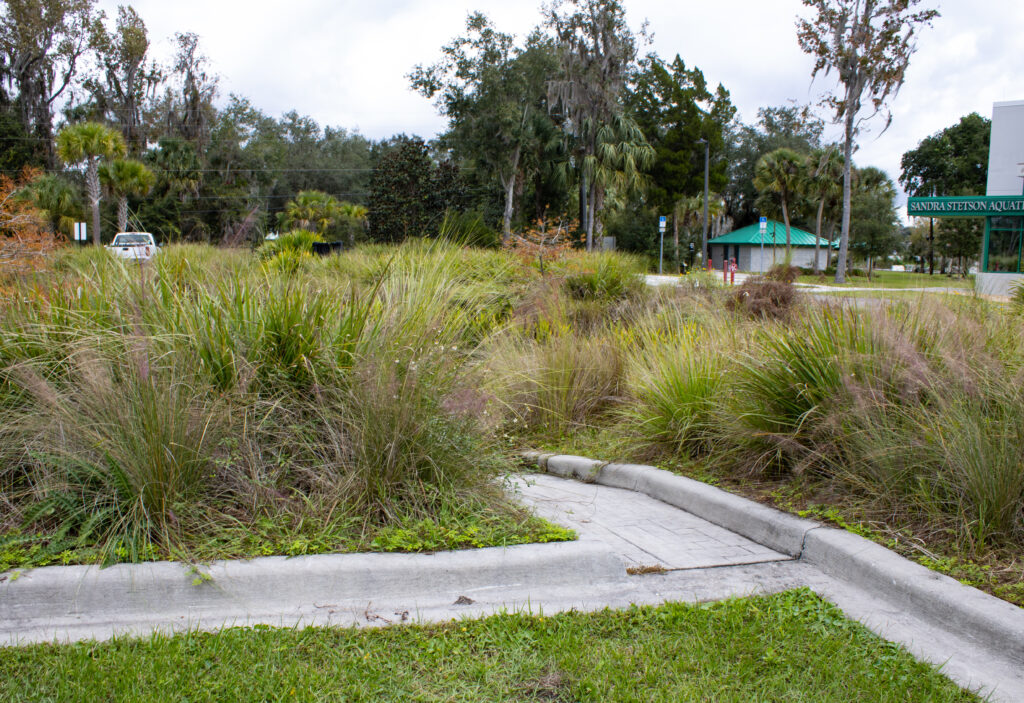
[{"x1": 907, "y1": 196, "x2": 1024, "y2": 217}]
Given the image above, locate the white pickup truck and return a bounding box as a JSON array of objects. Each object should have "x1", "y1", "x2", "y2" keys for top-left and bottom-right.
[{"x1": 107, "y1": 232, "x2": 159, "y2": 261}]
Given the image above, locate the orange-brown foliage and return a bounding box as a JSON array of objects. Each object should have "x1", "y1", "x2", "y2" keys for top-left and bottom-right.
[
  {"x1": 0, "y1": 167, "x2": 61, "y2": 278},
  {"x1": 502, "y1": 215, "x2": 583, "y2": 270}
]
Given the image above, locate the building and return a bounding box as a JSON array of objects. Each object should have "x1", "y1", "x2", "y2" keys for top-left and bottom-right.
[
  {"x1": 708, "y1": 220, "x2": 835, "y2": 273},
  {"x1": 907, "y1": 100, "x2": 1024, "y2": 296}
]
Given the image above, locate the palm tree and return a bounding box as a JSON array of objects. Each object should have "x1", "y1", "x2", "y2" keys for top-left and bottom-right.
[
  {"x1": 99, "y1": 160, "x2": 156, "y2": 233},
  {"x1": 582, "y1": 115, "x2": 655, "y2": 251},
  {"x1": 55, "y1": 122, "x2": 127, "y2": 245},
  {"x1": 18, "y1": 175, "x2": 83, "y2": 237},
  {"x1": 754, "y1": 148, "x2": 804, "y2": 255},
  {"x1": 804, "y1": 148, "x2": 844, "y2": 274},
  {"x1": 280, "y1": 191, "x2": 342, "y2": 237}
]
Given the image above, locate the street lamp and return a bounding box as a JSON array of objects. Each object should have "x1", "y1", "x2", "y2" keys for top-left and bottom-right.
[{"x1": 697, "y1": 138, "x2": 710, "y2": 268}]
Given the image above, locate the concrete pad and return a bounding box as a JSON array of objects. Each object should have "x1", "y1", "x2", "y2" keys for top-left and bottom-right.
[{"x1": 511, "y1": 474, "x2": 791, "y2": 570}]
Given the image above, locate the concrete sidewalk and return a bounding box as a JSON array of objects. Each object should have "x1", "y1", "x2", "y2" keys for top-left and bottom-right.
[{"x1": 510, "y1": 473, "x2": 789, "y2": 570}]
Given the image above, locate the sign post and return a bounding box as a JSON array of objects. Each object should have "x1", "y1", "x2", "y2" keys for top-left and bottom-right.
[
  {"x1": 658, "y1": 216, "x2": 667, "y2": 274},
  {"x1": 73, "y1": 222, "x2": 87, "y2": 244},
  {"x1": 759, "y1": 217, "x2": 767, "y2": 273}
]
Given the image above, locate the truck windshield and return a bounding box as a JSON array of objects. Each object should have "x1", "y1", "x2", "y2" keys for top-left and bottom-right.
[{"x1": 113, "y1": 234, "x2": 152, "y2": 245}]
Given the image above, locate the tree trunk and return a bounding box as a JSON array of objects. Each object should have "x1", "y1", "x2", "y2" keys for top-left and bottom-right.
[
  {"x1": 673, "y1": 206, "x2": 680, "y2": 274},
  {"x1": 118, "y1": 196, "x2": 128, "y2": 233},
  {"x1": 782, "y1": 196, "x2": 792, "y2": 256},
  {"x1": 580, "y1": 174, "x2": 590, "y2": 251},
  {"x1": 586, "y1": 181, "x2": 597, "y2": 251},
  {"x1": 87, "y1": 158, "x2": 102, "y2": 246},
  {"x1": 593, "y1": 185, "x2": 605, "y2": 244},
  {"x1": 501, "y1": 145, "x2": 521, "y2": 242},
  {"x1": 835, "y1": 107, "x2": 855, "y2": 285},
  {"x1": 813, "y1": 198, "x2": 825, "y2": 275},
  {"x1": 928, "y1": 217, "x2": 935, "y2": 275}
]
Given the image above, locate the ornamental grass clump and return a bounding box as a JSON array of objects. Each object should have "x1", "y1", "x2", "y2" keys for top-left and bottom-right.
[
  {"x1": 2, "y1": 345, "x2": 224, "y2": 564},
  {"x1": 620, "y1": 323, "x2": 728, "y2": 460}
]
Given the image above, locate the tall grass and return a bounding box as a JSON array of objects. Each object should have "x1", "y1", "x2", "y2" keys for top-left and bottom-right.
[
  {"x1": 620, "y1": 321, "x2": 727, "y2": 459},
  {"x1": 0, "y1": 238, "x2": 531, "y2": 565}
]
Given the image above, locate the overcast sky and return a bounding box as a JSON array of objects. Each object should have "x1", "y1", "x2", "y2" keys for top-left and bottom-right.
[{"x1": 96, "y1": 0, "x2": 1024, "y2": 209}]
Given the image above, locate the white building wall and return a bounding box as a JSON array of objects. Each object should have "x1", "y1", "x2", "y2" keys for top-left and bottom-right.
[
  {"x1": 980, "y1": 100, "x2": 1024, "y2": 296},
  {"x1": 987, "y1": 101, "x2": 1024, "y2": 197}
]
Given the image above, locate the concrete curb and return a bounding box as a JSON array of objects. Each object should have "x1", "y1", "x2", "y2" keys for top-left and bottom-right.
[
  {"x1": 1, "y1": 541, "x2": 625, "y2": 643},
  {"x1": 521, "y1": 451, "x2": 1024, "y2": 664},
  {"x1": 802, "y1": 528, "x2": 1024, "y2": 664}
]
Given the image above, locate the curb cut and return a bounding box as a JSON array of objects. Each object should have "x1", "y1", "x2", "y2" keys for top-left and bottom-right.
[
  {"x1": 521, "y1": 451, "x2": 1024, "y2": 664},
  {"x1": 1, "y1": 541, "x2": 625, "y2": 644}
]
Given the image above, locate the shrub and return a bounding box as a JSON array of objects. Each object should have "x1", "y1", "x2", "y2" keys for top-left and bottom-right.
[
  {"x1": 438, "y1": 209, "x2": 500, "y2": 248},
  {"x1": 1010, "y1": 280, "x2": 1024, "y2": 309},
  {"x1": 729, "y1": 309, "x2": 879, "y2": 473},
  {"x1": 564, "y1": 253, "x2": 645, "y2": 302},
  {"x1": 7, "y1": 351, "x2": 224, "y2": 563},
  {"x1": 764, "y1": 264, "x2": 801, "y2": 284},
  {"x1": 727, "y1": 278, "x2": 798, "y2": 320},
  {"x1": 256, "y1": 231, "x2": 319, "y2": 260}
]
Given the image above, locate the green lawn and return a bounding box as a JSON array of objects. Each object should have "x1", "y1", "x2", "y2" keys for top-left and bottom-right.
[
  {"x1": 796, "y1": 270, "x2": 973, "y2": 289},
  {"x1": 0, "y1": 590, "x2": 977, "y2": 702}
]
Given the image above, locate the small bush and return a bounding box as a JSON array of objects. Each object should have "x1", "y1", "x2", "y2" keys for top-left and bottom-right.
[
  {"x1": 256, "y1": 231, "x2": 319, "y2": 264},
  {"x1": 489, "y1": 333, "x2": 624, "y2": 437},
  {"x1": 1009, "y1": 280, "x2": 1024, "y2": 309},
  {"x1": 727, "y1": 278, "x2": 798, "y2": 320},
  {"x1": 764, "y1": 264, "x2": 801, "y2": 284},
  {"x1": 564, "y1": 254, "x2": 644, "y2": 302}
]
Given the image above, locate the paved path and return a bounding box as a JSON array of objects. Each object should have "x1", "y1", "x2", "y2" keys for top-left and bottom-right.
[
  {"x1": 511, "y1": 473, "x2": 788, "y2": 570},
  {"x1": 644, "y1": 272, "x2": 750, "y2": 287}
]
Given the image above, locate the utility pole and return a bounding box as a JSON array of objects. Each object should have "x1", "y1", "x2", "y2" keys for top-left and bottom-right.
[{"x1": 697, "y1": 138, "x2": 710, "y2": 267}]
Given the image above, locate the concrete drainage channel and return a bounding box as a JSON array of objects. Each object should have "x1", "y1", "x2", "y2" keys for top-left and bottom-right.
[{"x1": 1, "y1": 452, "x2": 1022, "y2": 701}]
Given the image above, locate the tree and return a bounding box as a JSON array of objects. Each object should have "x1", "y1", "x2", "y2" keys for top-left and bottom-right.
[
  {"x1": 937, "y1": 219, "x2": 983, "y2": 276},
  {"x1": 164, "y1": 32, "x2": 217, "y2": 150},
  {"x1": 546, "y1": 0, "x2": 649, "y2": 250},
  {"x1": 849, "y1": 166, "x2": 900, "y2": 278},
  {"x1": 86, "y1": 6, "x2": 163, "y2": 154},
  {"x1": 754, "y1": 148, "x2": 805, "y2": 254},
  {"x1": 803, "y1": 147, "x2": 844, "y2": 273},
  {"x1": 55, "y1": 121, "x2": 126, "y2": 244},
  {"x1": 627, "y1": 53, "x2": 734, "y2": 266},
  {"x1": 98, "y1": 158, "x2": 155, "y2": 232},
  {"x1": 797, "y1": 0, "x2": 939, "y2": 283},
  {"x1": 899, "y1": 112, "x2": 990, "y2": 274},
  {"x1": 19, "y1": 173, "x2": 83, "y2": 236},
  {"x1": 367, "y1": 136, "x2": 466, "y2": 243},
  {"x1": 0, "y1": 0, "x2": 101, "y2": 164},
  {"x1": 725, "y1": 105, "x2": 824, "y2": 228},
  {"x1": 280, "y1": 190, "x2": 341, "y2": 237},
  {"x1": 410, "y1": 14, "x2": 556, "y2": 240}
]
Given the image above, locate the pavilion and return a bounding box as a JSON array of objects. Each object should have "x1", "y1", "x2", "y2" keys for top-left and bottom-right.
[{"x1": 708, "y1": 220, "x2": 836, "y2": 273}]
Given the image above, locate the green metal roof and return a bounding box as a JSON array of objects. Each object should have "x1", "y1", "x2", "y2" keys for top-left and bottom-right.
[{"x1": 709, "y1": 220, "x2": 837, "y2": 248}]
